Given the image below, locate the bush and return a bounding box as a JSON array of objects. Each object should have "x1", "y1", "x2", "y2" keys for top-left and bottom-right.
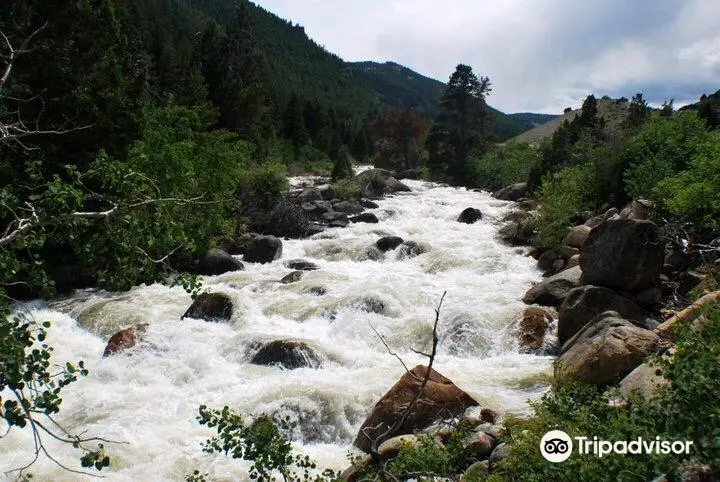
[
  {"x1": 468, "y1": 142, "x2": 539, "y2": 191},
  {"x1": 331, "y1": 146, "x2": 354, "y2": 182},
  {"x1": 333, "y1": 178, "x2": 363, "y2": 200},
  {"x1": 653, "y1": 133, "x2": 720, "y2": 234},
  {"x1": 236, "y1": 165, "x2": 289, "y2": 232},
  {"x1": 535, "y1": 165, "x2": 595, "y2": 250},
  {"x1": 489, "y1": 301, "x2": 720, "y2": 481}
]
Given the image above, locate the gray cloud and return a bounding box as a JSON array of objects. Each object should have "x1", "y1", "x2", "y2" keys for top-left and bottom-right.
[{"x1": 255, "y1": 0, "x2": 720, "y2": 113}]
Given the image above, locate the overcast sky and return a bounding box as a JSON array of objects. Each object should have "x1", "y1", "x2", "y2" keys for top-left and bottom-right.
[{"x1": 254, "y1": 0, "x2": 720, "y2": 114}]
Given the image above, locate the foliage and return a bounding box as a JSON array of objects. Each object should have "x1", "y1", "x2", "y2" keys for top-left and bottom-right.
[
  {"x1": 535, "y1": 165, "x2": 595, "y2": 250},
  {"x1": 194, "y1": 405, "x2": 339, "y2": 482},
  {"x1": 622, "y1": 112, "x2": 711, "y2": 201},
  {"x1": 654, "y1": 131, "x2": 720, "y2": 233},
  {"x1": 385, "y1": 423, "x2": 477, "y2": 479},
  {"x1": 236, "y1": 165, "x2": 289, "y2": 233},
  {"x1": 0, "y1": 298, "x2": 111, "y2": 476},
  {"x1": 332, "y1": 178, "x2": 363, "y2": 201},
  {"x1": 467, "y1": 142, "x2": 539, "y2": 191},
  {"x1": 331, "y1": 146, "x2": 355, "y2": 182},
  {"x1": 369, "y1": 109, "x2": 427, "y2": 170},
  {"x1": 489, "y1": 301, "x2": 720, "y2": 482}
]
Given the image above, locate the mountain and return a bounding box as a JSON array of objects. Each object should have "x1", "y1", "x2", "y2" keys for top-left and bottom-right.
[
  {"x1": 508, "y1": 113, "x2": 559, "y2": 130},
  {"x1": 163, "y1": 0, "x2": 549, "y2": 140},
  {"x1": 508, "y1": 98, "x2": 630, "y2": 145}
]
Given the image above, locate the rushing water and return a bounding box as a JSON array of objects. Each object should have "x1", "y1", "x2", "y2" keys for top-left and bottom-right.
[{"x1": 1, "y1": 178, "x2": 554, "y2": 481}]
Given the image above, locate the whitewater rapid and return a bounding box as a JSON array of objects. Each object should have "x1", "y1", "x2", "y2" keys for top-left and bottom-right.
[{"x1": 1, "y1": 178, "x2": 553, "y2": 481}]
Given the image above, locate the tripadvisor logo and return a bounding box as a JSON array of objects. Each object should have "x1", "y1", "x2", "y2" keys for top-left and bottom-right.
[{"x1": 540, "y1": 430, "x2": 694, "y2": 463}]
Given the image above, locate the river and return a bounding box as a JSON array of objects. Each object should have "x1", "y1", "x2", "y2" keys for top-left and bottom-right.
[{"x1": 2, "y1": 177, "x2": 554, "y2": 481}]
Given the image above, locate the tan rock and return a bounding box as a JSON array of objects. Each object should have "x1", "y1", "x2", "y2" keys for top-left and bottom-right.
[
  {"x1": 103, "y1": 324, "x2": 149, "y2": 357},
  {"x1": 518, "y1": 307, "x2": 553, "y2": 353},
  {"x1": 565, "y1": 225, "x2": 592, "y2": 249}
]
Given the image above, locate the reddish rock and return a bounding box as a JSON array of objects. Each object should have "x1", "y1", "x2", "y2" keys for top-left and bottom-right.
[
  {"x1": 353, "y1": 365, "x2": 478, "y2": 453},
  {"x1": 518, "y1": 307, "x2": 553, "y2": 353},
  {"x1": 103, "y1": 324, "x2": 149, "y2": 357},
  {"x1": 465, "y1": 431, "x2": 495, "y2": 457}
]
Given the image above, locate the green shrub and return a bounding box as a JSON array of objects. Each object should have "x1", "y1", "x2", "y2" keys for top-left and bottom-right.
[
  {"x1": 489, "y1": 301, "x2": 720, "y2": 482},
  {"x1": 333, "y1": 178, "x2": 363, "y2": 200},
  {"x1": 331, "y1": 146, "x2": 355, "y2": 182},
  {"x1": 236, "y1": 165, "x2": 289, "y2": 232},
  {"x1": 468, "y1": 142, "x2": 539, "y2": 191},
  {"x1": 653, "y1": 133, "x2": 720, "y2": 233},
  {"x1": 535, "y1": 165, "x2": 595, "y2": 250}
]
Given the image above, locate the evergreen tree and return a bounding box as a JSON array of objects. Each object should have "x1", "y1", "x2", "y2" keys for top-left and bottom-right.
[
  {"x1": 331, "y1": 145, "x2": 354, "y2": 181},
  {"x1": 625, "y1": 93, "x2": 650, "y2": 129},
  {"x1": 660, "y1": 99, "x2": 674, "y2": 118},
  {"x1": 426, "y1": 64, "x2": 492, "y2": 182}
]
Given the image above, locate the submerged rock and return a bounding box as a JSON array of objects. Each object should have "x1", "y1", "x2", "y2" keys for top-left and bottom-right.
[
  {"x1": 280, "y1": 271, "x2": 303, "y2": 284},
  {"x1": 457, "y1": 207, "x2": 483, "y2": 224},
  {"x1": 353, "y1": 365, "x2": 478, "y2": 453},
  {"x1": 249, "y1": 340, "x2": 322, "y2": 369},
  {"x1": 284, "y1": 259, "x2": 319, "y2": 271},
  {"x1": 181, "y1": 293, "x2": 233, "y2": 322},
  {"x1": 103, "y1": 324, "x2": 149, "y2": 357},
  {"x1": 376, "y1": 236, "x2": 404, "y2": 252},
  {"x1": 398, "y1": 240, "x2": 430, "y2": 259}
]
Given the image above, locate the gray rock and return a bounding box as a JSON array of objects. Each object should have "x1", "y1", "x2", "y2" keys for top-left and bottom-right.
[
  {"x1": 580, "y1": 219, "x2": 664, "y2": 292},
  {"x1": 244, "y1": 235, "x2": 283, "y2": 264},
  {"x1": 457, "y1": 207, "x2": 483, "y2": 224},
  {"x1": 333, "y1": 200, "x2": 364, "y2": 215},
  {"x1": 376, "y1": 236, "x2": 404, "y2": 252},
  {"x1": 285, "y1": 259, "x2": 319, "y2": 271},
  {"x1": 350, "y1": 213, "x2": 379, "y2": 224},
  {"x1": 249, "y1": 340, "x2": 322, "y2": 369},
  {"x1": 182, "y1": 293, "x2": 233, "y2": 322},
  {"x1": 198, "y1": 249, "x2": 244, "y2": 276},
  {"x1": 558, "y1": 285, "x2": 657, "y2": 344},
  {"x1": 493, "y1": 183, "x2": 527, "y2": 201},
  {"x1": 522, "y1": 266, "x2": 582, "y2": 307}
]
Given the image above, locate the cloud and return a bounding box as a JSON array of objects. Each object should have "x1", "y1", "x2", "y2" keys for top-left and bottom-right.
[{"x1": 254, "y1": 0, "x2": 720, "y2": 113}]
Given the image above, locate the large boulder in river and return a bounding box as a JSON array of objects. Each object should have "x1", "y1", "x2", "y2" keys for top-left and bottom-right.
[
  {"x1": 493, "y1": 183, "x2": 527, "y2": 201},
  {"x1": 249, "y1": 340, "x2": 322, "y2": 369},
  {"x1": 103, "y1": 324, "x2": 149, "y2": 357},
  {"x1": 522, "y1": 266, "x2": 582, "y2": 307},
  {"x1": 557, "y1": 286, "x2": 657, "y2": 345},
  {"x1": 376, "y1": 236, "x2": 404, "y2": 252},
  {"x1": 353, "y1": 365, "x2": 478, "y2": 453},
  {"x1": 457, "y1": 207, "x2": 483, "y2": 224},
  {"x1": 580, "y1": 219, "x2": 664, "y2": 292},
  {"x1": 518, "y1": 307, "x2": 553, "y2": 353},
  {"x1": 198, "y1": 249, "x2": 244, "y2": 275},
  {"x1": 564, "y1": 225, "x2": 592, "y2": 249},
  {"x1": 267, "y1": 200, "x2": 311, "y2": 239},
  {"x1": 297, "y1": 188, "x2": 322, "y2": 202},
  {"x1": 355, "y1": 169, "x2": 411, "y2": 198},
  {"x1": 556, "y1": 311, "x2": 660, "y2": 386},
  {"x1": 181, "y1": 293, "x2": 233, "y2": 322},
  {"x1": 244, "y1": 235, "x2": 283, "y2": 264}
]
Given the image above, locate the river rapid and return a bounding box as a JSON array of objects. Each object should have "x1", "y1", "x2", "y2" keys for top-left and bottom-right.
[{"x1": 2, "y1": 177, "x2": 554, "y2": 481}]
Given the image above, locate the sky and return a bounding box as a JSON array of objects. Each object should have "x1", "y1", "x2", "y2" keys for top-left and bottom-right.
[{"x1": 254, "y1": 0, "x2": 720, "y2": 114}]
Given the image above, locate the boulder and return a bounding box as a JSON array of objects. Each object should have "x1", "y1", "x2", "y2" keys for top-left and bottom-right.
[
  {"x1": 298, "y1": 188, "x2": 322, "y2": 202},
  {"x1": 103, "y1": 324, "x2": 149, "y2": 357},
  {"x1": 457, "y1": 207, "x2": 483, "y2": 224},
  {"x1": 350, "y1": 213, "x2": 379, "y2": 224},
  {"x1": 249, "y1": 340, "x2": 322, "y2": 369},
  {"x1": 557, "y1": 286, "x2": 657, "y2": 345},
  {"x1": 181, "y1": 293, "x2": 233, "y2": 322},
  {"x1": 285, "y1": 259, "x2": 319, "y2": 271},
  {"x1": 556, "y1": 312, "x2": 660, "y2": 386},
  {"x1": 585, "y1": 215, "x2": 605, "y2": 229},
  {"x1": 463, "y1": 461, "x2": 490, "y2": 480},
  {"x1": 317, "y1": 184, "x2": 338, "y2": 201},
  {"x1": 493, "y1": 183, "x2": 527, "y2": 201},
  {"x1": 216, "y1": 233, "x2": 256, "y2": 256},
  {"x1": 377, "y1": 434, "x2": 422, "y2": 458},
  {"x1": 536, "y1": 249, "x2": 559, "y2": 272},
  {"x1": 396, "y1": 169, "x2": 420, "y2": 180},
  {"x1": 465, "y1": 431, "x2": 495, "y2": 458},
  {"x1": 567, "y1": 254, "x2": 580, "y2": 269},
  {"x1": 333, "y1": 200, "x2": 364, "y2": 215},
  {"x1": 301, "y1": 200, "x2": 332, "y2": 218},
  {"x1": 518, "y1": 307, "x2": 553, "y2": 353},
  {"x1": 619, "y1": 361, "x2": 669, "y2": 400},
  {"x1": 244, "y1": 235, "x2": 283, "y2": 264},
  {"x1": 356, "y1": 169, "x2": 411, "y2": 198},
  {"x1": 353, "y1": 365, "x2": 478, "y2": 453},
  {"x1": 580, "y1": 219, "x2": 664, "y2": 292},
  {"x1": 280, "y1": 271, "x2": 303, "y2": 284},
  {"x1": 631, "y1": 199, "x2": 654, "y2": 220},
  {"x1": 564, "y1": 225, "x2": 592, "y2": 249},
  {"x1": 560, "y1": 246, "x2": 580, "y2": 259},
  {"x1": 339, "y1": 455, "x2": 372, "y2": 482},
  {"x1": 323, "y1": 211, "x2": 349, "y2": 224},
  {"x1": 522, "y1": 266, "x2": 582, "y2": 307},
  {"x1": 198, "y1": 249, "x2": 244, "y2": 276},
  {"x1": 398, "y1": 240, "x2": 430, "y2": 259},
  {"x1": 329, "y1": 219, "x2": 349, "y2": 228},
  {"x1": 489, "y1": 443, "x2": 511, "y2": 465},
  {"x1": 376, "y1": 236, "x2": 404, "y2": 252},
  {"x1": 267, "y1": 200, "x2": 312, "y2": 239},
  {"x1": 360, "y1": 199, "x2": 380, "y2": 209}
]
